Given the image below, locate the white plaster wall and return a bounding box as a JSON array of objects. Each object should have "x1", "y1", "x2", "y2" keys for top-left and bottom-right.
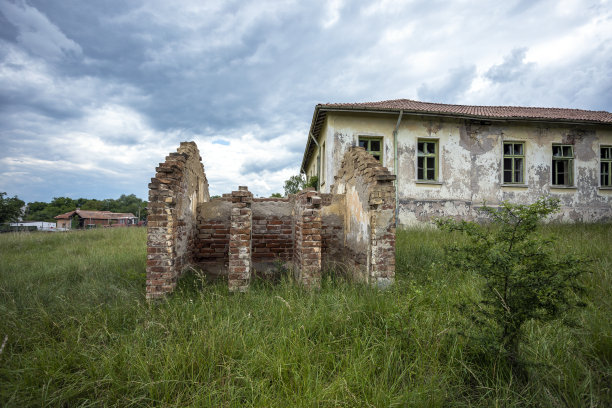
[{"x1": 308, "y1": 111, "x2": 612, "y2": 225}]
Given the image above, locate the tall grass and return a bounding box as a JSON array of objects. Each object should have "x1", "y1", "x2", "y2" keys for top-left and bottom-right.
[{"x1": 0, "y1": 225, "x2": 610, "y2": 407}]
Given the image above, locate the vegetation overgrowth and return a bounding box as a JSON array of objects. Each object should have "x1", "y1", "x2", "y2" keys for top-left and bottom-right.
[{"x1": 0, "y1": 224, "x2": 610, "y2": 406}]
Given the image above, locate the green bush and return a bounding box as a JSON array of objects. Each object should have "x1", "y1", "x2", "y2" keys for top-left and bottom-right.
[{"x1": 435, "y1": 197, "x2": 588, "y2": 375}]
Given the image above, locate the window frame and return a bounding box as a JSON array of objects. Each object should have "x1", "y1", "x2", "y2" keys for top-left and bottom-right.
[
  {"x1": 358, "y1": 136, "x2": 384, "y2": 163},
  {"x1": 416, "y1": 138, "x2": 439, "y2": 182},
  {"x1": 551, "y1": 144, "x2": 575, "y2": 187},
  {"x1": 601, "y1": 145, "x2": 612, "y2": 188},
  {"x1": 502, "y1": 141, "x2": 525, "y2": 185}
]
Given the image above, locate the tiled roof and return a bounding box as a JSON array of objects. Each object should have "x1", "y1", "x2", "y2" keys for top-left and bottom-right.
[
  {"x1": 55, "y1": 210, "x2": 136, "y2": 219},
  {"x1": 319, "y1": 99, "x2": 612, "y2": 123},
  {"x1": 301, "y1": 99, "x2": 612, "y2": 171}
]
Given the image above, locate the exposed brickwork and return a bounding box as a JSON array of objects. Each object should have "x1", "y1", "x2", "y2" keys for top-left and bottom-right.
[
  {"x1": 146, "y1": 142, "x2": 209, "y2": 299},
  {"x1": 332, "y1": 146, "x2": 397, "y2": 287},
  {"x1": 293, "y1": 189, "x2": 322, "y2": 288},
  {"x1": 252, "y1": 216, "x2": 293, "y2": 262},
  {"x1": 146, "y1": 142, "x2": 397, "y2": 298},
  {"x1": 228, "y1": 186, "x2": 253, "y2": 292}
]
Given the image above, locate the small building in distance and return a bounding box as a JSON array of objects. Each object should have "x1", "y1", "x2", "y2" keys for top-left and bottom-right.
[
  {"x1": 55, "y1": 209, "x2": 138, "y2": 229},
  {"x1": 9, "y1": 221, "x2": 57, "y2": 231}
]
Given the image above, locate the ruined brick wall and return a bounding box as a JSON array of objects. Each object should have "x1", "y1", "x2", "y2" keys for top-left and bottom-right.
[
  {"x1": 252, "y1": 198, "x2": 294, "y2": 269},
  {"x1": 293, "y1": 189, "x2": 322, "y2": 288},
  {"x1": 319, "y1": 193, "x2": 345, "y2": 271},
  {"x1": 146, "y1": 142, "x2": 209, "y2": 299},
  {"x1": 195, "y1": 198, "x2": 231, "y2": 279},
  {"x1": 146, "y1": 142, "x2": 397, "y2": 298},
  {"x1": 331, "y1": 146, "x2": 396, "y2": 287}
]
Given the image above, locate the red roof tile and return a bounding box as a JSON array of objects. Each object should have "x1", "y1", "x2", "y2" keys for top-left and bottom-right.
[
  {"x1": 55, "y1": 210, "x2": 136, "y2": 220},
  {"x1": 319, "y1": 99, "x2": 612, "y2": 123}
]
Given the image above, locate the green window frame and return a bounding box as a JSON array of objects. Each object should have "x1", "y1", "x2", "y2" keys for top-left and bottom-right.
[
  {"x1": 601, "y1": 146, "x2": 612, "y2": 187},
  {"x1": 552, "y1": 144, "x2": 574, "y2": 186},
  {"x1": 503, "y1": 142, "x2": 525, "y2": 184},
  {"x1": 359, "y1": 136, "x2": 383, "y2": 162},
  {"x1": 417, "y1": 139, "x2": 438, "y2": 181}
]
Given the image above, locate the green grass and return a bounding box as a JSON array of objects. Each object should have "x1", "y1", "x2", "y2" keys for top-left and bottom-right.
[{"x1": 0, "y1": 225, "x2": 610, "y2": 407}]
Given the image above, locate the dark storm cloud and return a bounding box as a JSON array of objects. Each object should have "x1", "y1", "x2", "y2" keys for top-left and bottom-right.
[
  {"x1": 417, "y1": 66, "x2": 477, "y2": 104},
  {"x1": 0, "y1": 0, "x2": 610, "y2": 202}
]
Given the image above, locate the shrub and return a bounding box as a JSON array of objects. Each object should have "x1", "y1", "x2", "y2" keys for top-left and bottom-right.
[{"x1": 435, "y1": 197, "x2": 587, "y2": 374}]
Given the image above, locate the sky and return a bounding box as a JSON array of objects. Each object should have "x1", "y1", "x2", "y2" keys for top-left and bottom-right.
[{"x1": 0, "y1": 0, "x2": 611, "y2": 203}]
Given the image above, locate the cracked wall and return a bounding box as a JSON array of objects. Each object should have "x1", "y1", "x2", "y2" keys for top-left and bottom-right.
[{"x1": 306, "y1": 112, "x2": 612, "y2": 225}]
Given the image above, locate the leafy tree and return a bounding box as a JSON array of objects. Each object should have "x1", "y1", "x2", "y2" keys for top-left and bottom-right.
[
  {"x1": 283, "y1": 175, "x2": 319, "y2": 196},
  {"x1": 0, "y1": 192, "x2": 25, "y2": 223},
  {"x1": 435, "y1": 197, "x2": 587, "y2": 374},
  {"x1": 283, "y1": 175, "x2": 306, "y2": 196},
  {"x1": 270, "y1": 193, "x2": 283, "y2": 198}
]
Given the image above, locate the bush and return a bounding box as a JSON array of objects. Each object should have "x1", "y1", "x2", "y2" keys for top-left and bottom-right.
[{"x1": 435, "y1": 197, "x2": 587, "y2": 374}]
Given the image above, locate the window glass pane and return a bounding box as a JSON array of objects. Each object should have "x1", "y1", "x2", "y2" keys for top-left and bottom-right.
[
  {"x1": 602, "y1": 147, "x2": 611, "y2": 159},
  {"x1": 515, "y1": 158, "x2": 523, "y2": 183},
  {"x1": 504, "y1": 143, "x2": 512, "y2": 155},
  {"x1": 503, "y1": 157, "x2": 512, "y2": 170},
  {"x1": 553, "y1": 146, "x2": 561, "y2": 157},
  {"x1": 504, "y1": 170, "x2": 512, "y2": 183},
  {"x1": 563, "y1": 146, "x2": 572, "y2": 157},
  {"x1": 427, "y1": 168, "x2": 435, "y2": 180},
  {"x1": 359, "y1": 140, "x2": 367, "y2": 148},
  {"x1": 427, "y1": 143, "x2": 435, "y2": 154},
  {"x1": 417, "y1": 142, "x2": 424, "y2": 154},
  {"x1": 370, "y1": 140, "x2": 380, "y2": 151},
  {"x1": 514, "y1": 144, "x2": 523, "y2": 155},
  {"x1": 373, "y1": 155, "x2": 380, "y2": 161}
]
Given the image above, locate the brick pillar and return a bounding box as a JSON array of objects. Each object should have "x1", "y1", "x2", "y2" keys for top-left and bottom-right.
[
  {"x1": 229, "y1": 186, "x2": 252, "y2": 292},
  {"x1": 294, "y1": 189, "x2": 322, "y2": 288},
  {"x1": 369, "y1": 179, "x2": 396, "y2": 288}
]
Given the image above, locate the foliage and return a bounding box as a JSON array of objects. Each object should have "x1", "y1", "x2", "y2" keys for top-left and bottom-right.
[
  {"x1": 435, "y1": 197, "x2": 588, "y2": 373},
  {"x1": 305, "y1": 175, "x2": 319, "y2": 189},
  {"x1": 270, "y1": 193, "x2": 283, "y2": 198},
  {"x1": 283, "y1": 174, "x2": 306, "y2": 195},
  {"x1": 23, "y1": 194, "x2": 148, "y2": 222},
  {"x1": 0, "y1": 225, "x2": 610, "y2": 406},
  {"x1": 0, "y1": 192, "x2": 25, "y2": 224}
]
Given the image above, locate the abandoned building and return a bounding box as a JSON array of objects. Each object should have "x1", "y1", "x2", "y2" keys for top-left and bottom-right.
[
  {"x1": 146, "y1": 142, "x2": 396, "y2": 299},
  {"x1": 147, "y1": 100, "x2": 612, "y2": 298},
  {"x1": 55, "y1": 209, "x2": 138, "y2": 229},
  {"x1": 301, "y1": 99, "x2": 612, "y2": 225}
]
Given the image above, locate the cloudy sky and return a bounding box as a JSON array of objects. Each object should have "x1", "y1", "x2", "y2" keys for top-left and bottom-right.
[{"x1": 1, "y1": 0, "x2": 611, "y2": 202}]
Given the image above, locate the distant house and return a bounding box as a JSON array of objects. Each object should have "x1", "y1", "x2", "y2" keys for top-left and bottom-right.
[
  {"x1": 9, "y1": 221, "x2": 57, "y2": 231},
  {"x1": 55, "y1": 209, "x2": 138, "y2": 229}
]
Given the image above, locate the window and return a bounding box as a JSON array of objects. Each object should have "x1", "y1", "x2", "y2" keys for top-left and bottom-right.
[
  {"x1": 552, "y1": 144, "x2": 574, "y2": 186},
  {"x1": 417, "y1": 139, "x2": 438, "y2": 181},
  {"x1": 602, "y1": 146, "x2": 612, "y2": 187},
  {"x1": 503, "y1": 142, "x2": 524, "y2": 184},
  {"x1": 359, "y1": 137, "x2": 383, "y2": 162}
]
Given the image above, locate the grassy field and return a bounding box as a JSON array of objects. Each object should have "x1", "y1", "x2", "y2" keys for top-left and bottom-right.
[{"x1": 0, "y1": 224, "x2": 610, "y2": 407}]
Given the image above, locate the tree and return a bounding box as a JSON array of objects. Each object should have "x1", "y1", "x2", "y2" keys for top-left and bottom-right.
[
  {"x1": 0, "y1": 192, "x2": 25, "y2": 223},
  {"x1": 270, "y1": 193, "x2": 283, "y2": 198},
  {"x1": 283, "y1": 175, "x2": 306, "y2": 196},
  {"x1": 283, "y1": 175, "x2": 319, "y2": 196},
  {"x1": 435, "y1": 197, "x2": 587, "y2": 374}
]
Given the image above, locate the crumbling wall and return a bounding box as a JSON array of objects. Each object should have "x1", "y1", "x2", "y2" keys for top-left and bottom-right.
[
  {"x1": 146, "y1": 142, "x2": 397, "y2": 298},
  {"x1": 252, "y1": 198, "x2": 294, "y2": 271},
  {"x1": 331, "y1": 146, "x2": 396, "y2": 287},
  {"x1": 146, "y1": 142, "x2": 209, "y2": 299},
  {"x1": 293, "y1": 189, "x2": 323, "y2": 288}
]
